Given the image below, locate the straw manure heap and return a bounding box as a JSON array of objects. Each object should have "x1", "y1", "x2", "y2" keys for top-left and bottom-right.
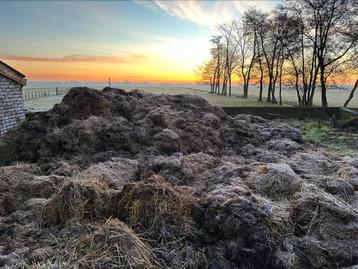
[{"x1": 0, "y1": 87, "x2": 358, "y2": 268}]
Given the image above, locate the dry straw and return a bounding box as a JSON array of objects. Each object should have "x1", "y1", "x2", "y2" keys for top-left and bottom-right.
[
  {"x1": 41, "y1": 180, "x2": 111, "y2": 226},
  {"x1": 115, "y1": 175, "x2": 198, "y2": 244}
]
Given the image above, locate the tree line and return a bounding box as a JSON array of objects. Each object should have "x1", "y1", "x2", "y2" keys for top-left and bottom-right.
[{"x1": 196, "y1": 0, "x2": 358, "y2": 107}]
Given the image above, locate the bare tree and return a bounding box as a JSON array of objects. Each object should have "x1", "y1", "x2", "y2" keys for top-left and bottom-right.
[
  {"x1": 235, "y1": 18, "x2": 257, "y2": 98},
  {"x1": 259, "y1": 13, "x2": 283, "y2": 103},
  {"x1": 246, "y1": 9, "x2": 266, "y2": 101},
  {"x1": 195, "y1": 60, "x2": 216, "y2": 92},
  {"x1": 218, "y1": 22, "x2": 238, "y2": 96},
  {"x1": 210, "y1": 36, "x2": 223, "y2": 95},
  {"x1": 280, "y1": 4, "x2": 320, "y2": 106},
  {"x1": 286, "y1": 0, "x2": 358, "y2": 106}
]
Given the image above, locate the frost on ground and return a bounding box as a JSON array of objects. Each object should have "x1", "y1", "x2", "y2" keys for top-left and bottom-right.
[{"x1": 0, "y1": 87, "x2": 358, "y2": 269}]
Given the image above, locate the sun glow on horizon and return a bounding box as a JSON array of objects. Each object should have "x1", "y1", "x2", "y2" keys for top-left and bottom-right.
[{"x1": 5, "y1": 58, "x2": 199, "y2": 84}]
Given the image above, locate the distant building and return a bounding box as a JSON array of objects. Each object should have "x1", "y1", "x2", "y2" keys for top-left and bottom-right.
[{"x1": 0, "y1": 61, "x2": 26, "y2": 135}]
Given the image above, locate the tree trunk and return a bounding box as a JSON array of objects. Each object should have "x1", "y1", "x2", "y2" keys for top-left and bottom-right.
[
  {"x1": 242, "y1": 72, "x2": 248, "y2": 98},
  {"x1": 228, "y1": 73, "x2": 232, "y2": 97},
  {"x1": 221, "y1": 76, "x2": 227, "y2": 96},
  {"x1": 216, "y1": 72, "x2": 221, "y2": 95},
  {"x1": 259, "y1": 80, "x2": 263, "y2": 102},
  {"x1": 243, "y1": 79, "x2": 248, "y2": 99},
  {"x1": 271, "y1": 84, "x2": 278, "y2": 104},
  {"x1": 279, "y1": 61, "x2": 283, "y2": 106},
  {"x1": 245, "y1": 38, "x2": 256, "y2": 99},
  {"x1": 257, "y1": 33, "x2": 264, "y2": 102},
  {"x1": 308, "y1": 66, "x2": 319, "y2": 106},
  {"x1": 267, "y1": 76, "x2": 272, "y2": 102},
  {"x1": 271, "y1": 53, "x2": 280, "y2": 105},
  {"x1": 344, "y1": 79, "x2": 358, "y2": 107},
  {"x1": 320, "y1": 63, "x2": 328, "y2": 107},
  {"x1": 295, "y1": 74, "x2": 302, "y2": 106}
]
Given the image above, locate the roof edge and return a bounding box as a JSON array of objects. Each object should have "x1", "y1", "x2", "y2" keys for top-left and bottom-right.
[
  {"x1": 0, "y1": 60, "x2": 26, "y2": 78},
  {"x1": 0, "y1": 60, "x2": 27, "y2": 86}
]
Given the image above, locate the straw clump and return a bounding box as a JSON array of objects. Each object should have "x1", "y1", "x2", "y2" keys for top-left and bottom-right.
[
  {"x1": 67, "y1": 219, "x2": 157, "y2": 269},
  {"x1": 115, "y1": 175, "x2": 198, "y2": 243},
  {"x1": 0, "y1": 163, "x2": 61, "y2": 216},
  {"x1": 290, "y1": 184, "x2": 358, "y2": 237},
  {"x1": 41, "y1": 180, "x2": 112, "y2": 226}
]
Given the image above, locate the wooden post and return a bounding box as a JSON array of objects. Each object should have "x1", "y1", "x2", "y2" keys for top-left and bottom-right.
[{"x1": 56, "y1": 87, "x2": 59, "y2": 96}]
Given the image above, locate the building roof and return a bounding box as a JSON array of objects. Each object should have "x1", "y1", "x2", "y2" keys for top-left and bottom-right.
[{"x1": 0, "y1": 60, "x2": 26, "y2": 86}]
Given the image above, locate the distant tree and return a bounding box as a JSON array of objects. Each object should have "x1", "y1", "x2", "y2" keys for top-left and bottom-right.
[
  {"x1": 198, "y1": 0, "x2": 358, "y2": 107},
  {"x1": 235, "y1": 18, "x2": 257, "y2": 98},
  {"x1": 210, "y1": 36, "x2": 223, "y2": 95},
  {"x1": 285, "y1": 0, "x2": 358, "y2": 106},
  {"x1": 258, "y1": 12, "x2": 282, "y2": 103},
  {"x1": 218, "y1": 21, "x2": 238, "y2": 97},
  {"x1": 279, "y1": 3, "x2": 320, "y2": 106},
  {"x1": 245, "y1": 9, "x2": 266, "y2": 101},
  {"x1": 195, "y1": 60, "x2": 216, "y2": 92}
]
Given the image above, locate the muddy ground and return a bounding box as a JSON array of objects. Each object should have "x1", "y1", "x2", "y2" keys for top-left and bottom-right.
[{"x1": 0, "y1": 87, "x2": 358, "y2": 269}]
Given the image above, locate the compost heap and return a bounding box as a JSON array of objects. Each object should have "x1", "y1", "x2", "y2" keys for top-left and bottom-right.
[{"x1": 1, "y1": 87, "x2": 358, "y2": 269}]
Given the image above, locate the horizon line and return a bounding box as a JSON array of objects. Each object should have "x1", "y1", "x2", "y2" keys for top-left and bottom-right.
[
  {"x1": 26, "y1": 79, "x2": 204, "y2": 85},
  {"x1": 26, "y1": 79, "x2": 356, "y2": 86}
]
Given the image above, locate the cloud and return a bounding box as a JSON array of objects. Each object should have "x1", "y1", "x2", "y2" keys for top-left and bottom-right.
[
  {"x1": 137, "y1": 0, "x2": 279, "y2": 27},
  {"x1": 0, "y1": 53, "x2": 148, "y2": 63},
  {"x1": 234, "y1": 0, "x2": 280, "y2": 12},
  {"x1": 134, "y1": 0, "x2": 159, "y2": 11}
]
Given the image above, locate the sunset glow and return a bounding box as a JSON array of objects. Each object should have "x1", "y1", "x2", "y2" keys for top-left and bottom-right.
[{"x1": 0, "y1": 0, "x2": 278, "y2": 83}]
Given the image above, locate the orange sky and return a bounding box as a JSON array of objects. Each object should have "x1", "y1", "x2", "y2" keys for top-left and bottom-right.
[{"x1": 6, "y1": 60, "x2": 198, "y2": 83}]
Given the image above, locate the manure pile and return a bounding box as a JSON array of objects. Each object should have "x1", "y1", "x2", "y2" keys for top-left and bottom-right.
[{"x1": 0, "y1": 87, "x2": 358, "y2": 269}]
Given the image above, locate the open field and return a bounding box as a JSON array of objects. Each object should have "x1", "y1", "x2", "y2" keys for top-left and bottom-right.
[
  {"x1": 239, "y1": 85, "x2": 358, "y2": 107},
  {"x1": 24, "y1": 95, "x2": 64, "y2": 112},
  {"x1": 23, "y1": 83, "x2": 357, "y2": 112},
  {"x1": 24, "y1": 85, "x2": 281, "y2": 112}
]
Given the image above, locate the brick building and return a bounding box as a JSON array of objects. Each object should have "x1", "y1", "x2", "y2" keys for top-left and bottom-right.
[{"x1": 0, "y1": 61, "x2": 26, "y2": 135}]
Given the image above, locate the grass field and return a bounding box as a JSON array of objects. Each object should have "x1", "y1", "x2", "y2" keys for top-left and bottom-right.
[
  {"x1": 24, "y1": 84, "x2": 357, "y2": 112},
  {"x1": 25, "y1": 95, "x2": 64, "y2": 112}
]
